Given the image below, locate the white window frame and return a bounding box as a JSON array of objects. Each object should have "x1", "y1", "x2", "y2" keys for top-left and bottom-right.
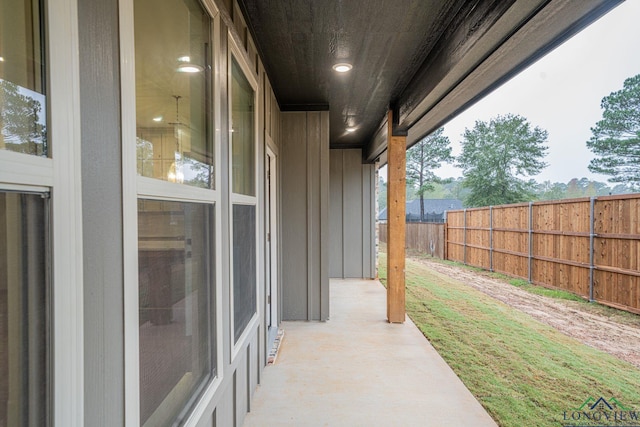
[
  {"x1": 228, "y1": 35, "x2": 260, "y2": 361},
  {"x1": 119, "y1": 1, "x2": 223, "y2": 425},
  {"x1": 0, "y1": 0, "x2": 84, "y2": 424}
]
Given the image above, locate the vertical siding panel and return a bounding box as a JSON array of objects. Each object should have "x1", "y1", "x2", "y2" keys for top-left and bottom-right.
[
  {"x1": 343, "y1": 150, "x2": 364, "y2": 277},
  {"x1": 221, "y1": 379, "x2": 234, "y2": 427},
  {"x1": 235, "y1": 350, "x2": 248, "y2": 427},
  {"x1": 329, "y1": 150, "x2": 344, "y2": 278},
  {"x1": 319, "y1": 111, "x2": 330, "y2": 320},
  {"x1": 281, "y1": 112, "x2": 308, "y2": 320},
  {"x1": 79, "y1": 0, "x2": 124, "y2": 422},
  {"x1": 249, "y1": 333, "x2": 258, "y2": 401},
  {"x1": 307, "y1": 112, "x2": 320, "y2": 320}
]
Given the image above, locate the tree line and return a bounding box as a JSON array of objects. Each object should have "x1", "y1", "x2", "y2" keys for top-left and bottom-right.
[
  {"x1": 377, "y1": 176, "x2": 635, "y2": 212},
  {"x1": 387, "y1": 73, "x2": 640, "y2": 213}
]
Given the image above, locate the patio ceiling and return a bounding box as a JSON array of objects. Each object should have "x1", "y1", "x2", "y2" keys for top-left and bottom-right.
[{"x1": 238, "y1": 0, "x2": 622, "y2": 162}]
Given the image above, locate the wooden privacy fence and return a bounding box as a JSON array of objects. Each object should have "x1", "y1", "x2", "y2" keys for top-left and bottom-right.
[
  {"x1": 446, "y1": 194, "x2": 640, "y2": 314},
  {"x1": 379, "y1": 222, "x2": 445, "y2": 259}
]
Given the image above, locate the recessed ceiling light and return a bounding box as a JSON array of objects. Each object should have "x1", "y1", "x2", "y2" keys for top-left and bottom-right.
[
  {"x1": 177, "y1": 63, "x2": 204, "y2": 73},
  {"x1": 346, "y1": 127, "x2": 357, "y2": 133},
  {"x1": 0, "y1": 57, "x2": 4, "y2": 62},
  {"x1": 332, "y1": 63, "x2": 352, "y2": 73},
  {"x1": 177, "y1": 55, "x2": 191, "y2": 62},
  {"x1": 153, "y1": 116, "x2": 163, "y2": 122}
]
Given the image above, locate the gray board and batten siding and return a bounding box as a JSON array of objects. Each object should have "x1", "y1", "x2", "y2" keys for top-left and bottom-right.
[
  {"x1": 329, "y1": 149, "x2": 376, "y2": 279},
  {"x1": 78, "y1": 0, "x2": 125, "y2": 421},
  {"x1": 281, "y1": 111, "x2": 330, "y2": 321}
]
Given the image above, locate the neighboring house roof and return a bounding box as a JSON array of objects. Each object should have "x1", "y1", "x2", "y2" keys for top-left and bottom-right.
[{"x1": 378, "y1": 199, "x2": 463, "y2": 221}]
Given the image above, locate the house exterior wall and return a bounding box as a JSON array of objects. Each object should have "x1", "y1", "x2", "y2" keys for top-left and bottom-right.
[
  {"x1": 1, "y1": 0, "x2": 331, "y2": 423},
  {"x1": 281, "y1": 111, "x2": 330, "y2": 321},
  {"x1": 58, "y1": 0, "x2": 283, "y2": 425},
  {"x1": 329, "y1": 149, "x2": 376, "y2": 279}
]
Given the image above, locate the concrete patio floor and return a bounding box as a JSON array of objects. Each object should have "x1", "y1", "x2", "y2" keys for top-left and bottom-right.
[{"x1": 243, "y1": 279, "x2": 497, "y2": 427}]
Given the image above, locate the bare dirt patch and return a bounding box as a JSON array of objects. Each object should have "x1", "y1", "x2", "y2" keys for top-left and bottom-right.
[{"x1": 409, "y1": 254, "x2": 640, "y2": 369}]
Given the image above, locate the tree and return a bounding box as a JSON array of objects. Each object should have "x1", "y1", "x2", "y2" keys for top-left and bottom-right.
[
  {"x1": 406, "y1": 128, "x2": 453, "y2": 221},
  {"x1": 443, "y1": 176, "x2": 470, "y2": 202},
  {"x1": 536, "y1": 180, "x2": 567, "y2": 201},
  {"x1": 587, "y1": 74, "x2": 640, "y2": 189},
  {"x1": 377, "y1": 176, "x2": 387, "y2": 211},
  {"x1": 0, "y1": 80, "x2": 47, "y2": 155},
  {"x1": 457, "y1": 114, "x2": 548, "y2": 207},
  {"x1": 565, "y1": 178, "x2": 582, "y2": 199}
]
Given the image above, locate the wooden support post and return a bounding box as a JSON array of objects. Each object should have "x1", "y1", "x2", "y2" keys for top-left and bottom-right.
[{"x1": 386, "y1": 111, "x2": 406, "y2": 323}]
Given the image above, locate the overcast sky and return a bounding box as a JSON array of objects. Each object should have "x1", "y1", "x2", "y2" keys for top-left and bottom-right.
[{"x1": 422, "y1": 0, "x2": 640, "y2": 184}]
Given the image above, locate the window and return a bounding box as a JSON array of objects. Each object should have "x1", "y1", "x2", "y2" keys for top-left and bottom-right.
[
  {"x1": 137, "y1": 199, "x2": 214, "y2": 426},
  {"x1": 231, "y1": 57, "x2": 255, "y2": 196},
  {"x1": 0, "y1": 2, "x2": 56, "y2": 424},
  {"x1": 133, "y1": 0, "x2": 218, "y2": 424},
  {"x1": 134, "y1": 0, "x2": 213, "y2": 188},
  {"x1": 230, "y1": 51, "x2": 257, "y2": 346},
  {"x1": 0, "y1": 191, "x2": 48, "y2": 426},
  {"x1": 0, "y1": 0, "x2": 82, "y2": 423},
  {"x1": 0, "y1": 0, "x2": 47, "y2": 157}
]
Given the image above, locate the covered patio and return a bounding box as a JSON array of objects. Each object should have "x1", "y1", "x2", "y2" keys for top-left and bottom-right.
[{"x1": 243, "y1": 279, "x2": 497, "y2": 426}]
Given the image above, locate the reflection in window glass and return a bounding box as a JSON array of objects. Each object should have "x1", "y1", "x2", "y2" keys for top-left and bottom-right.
[
  {"x1": 0, "y1": 0, "x2": 47, "y2": 156},
  {"x1": 231, "y1": 58, "x2": 255, "y2": 196},
  {"x1": 0, "y1": 192, "x2": 48, "y2": 425},
  {"x1": 233, "y1": 204, "x2": 256, "y2": 342},
  {"x1": 134, "y1": 0, "x2": 213, "y2": 188},
  {"x1": 138, "y1": 199, "x2": 214, "y2": 426}
]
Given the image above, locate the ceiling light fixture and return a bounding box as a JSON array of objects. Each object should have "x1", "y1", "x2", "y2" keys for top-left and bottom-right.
[
  {"x1": 153, "y1": 116, "x2": 163, "y2": 122},
  {"x1": 177, "y1": 55, "x2": 191, "y2": 62},
  {"x1": 0, "y1": 57, "x2": 4, "y2": 62},
  {"x1": 332, "y1": 63, "x2": 352, "y2": 73},
  {"x1": 346, "y1": 127, "x2": 357, "y2": 133},
  {"x1": 177, "y1": 63, "x2": 204, "y2": 73}
]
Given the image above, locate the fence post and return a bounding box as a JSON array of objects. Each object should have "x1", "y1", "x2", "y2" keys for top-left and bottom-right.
[
  {"x1": 463, "y1": 208, "x2": 467, "y2": 265},
  {"x1": 589, "y1": 197, "x2": 595, "y2": 302},
  {"x1": 443, "y1": 211, "x2": 448, "y2": 260},
  {"x1": 489, "y1": 206, "x2": 493, "y2": 272},
  {"x1": 528, "y1": 202, "x2": 533, "y2": 283}
]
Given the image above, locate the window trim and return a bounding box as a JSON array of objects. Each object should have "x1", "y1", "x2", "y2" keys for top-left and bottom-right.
[
  {"x1": 47, "y1": 0, "x2": 85, "y2": 423},
  {"x1": 119, "y1": 0, "x2": 223, "y2": 425},
  {"x1": 137, "y1": 176, "x2": 218, "y2": 204},
  {"x1": 0, "y1": 151, "x2": 53, "y2": 188},
  {"x1": 228, "y1": 34, "x2": 260, "y2": 360}
]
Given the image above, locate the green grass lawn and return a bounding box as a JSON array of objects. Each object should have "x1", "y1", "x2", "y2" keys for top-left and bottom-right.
[{"x1": 378, "y1": 250, "x2": 640, "y2": 427}]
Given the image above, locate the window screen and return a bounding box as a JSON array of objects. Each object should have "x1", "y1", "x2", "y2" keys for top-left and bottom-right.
[
  {"x1": 232, "y1": 204, "x2": 256, "y2": 342},
  {"x1": 138, "y1": 199, "x2": 214, "y2": 426},
  {"x1": 0, "y1": 191, "x2": 48, "y2": 426}
]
